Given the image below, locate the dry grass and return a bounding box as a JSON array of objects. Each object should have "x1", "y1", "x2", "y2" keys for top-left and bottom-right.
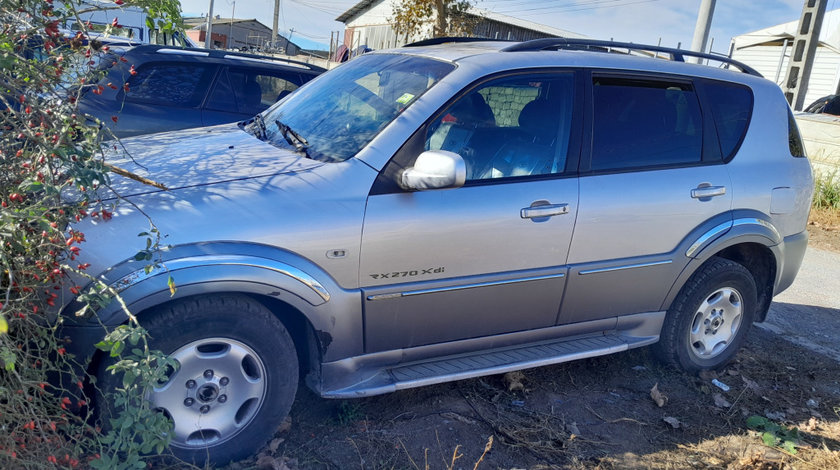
[{"x1": 810, "y1": 207, "x2": 840, "y2": 230}]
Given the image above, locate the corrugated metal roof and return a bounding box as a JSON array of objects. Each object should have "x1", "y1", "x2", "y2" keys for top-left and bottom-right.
[
  {"x1": 733, "y1": 8, "x2": 840, "y2": 53},
  {"x1": 336, "y1": 0, "x2": 379, "y2": 23},
  {"x1": 184, "y1": 17, "x2": 266, "y2": 28},
  {"x1": 335, "y1": 1, "x2": 584, "y2": 39}
]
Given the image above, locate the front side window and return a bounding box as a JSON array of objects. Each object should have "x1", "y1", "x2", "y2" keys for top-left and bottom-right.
[
  {"x1": 125, "y1": 63, "x2": 213, "y2": 107},
  {"x1": 206, "y1": 68, "x2": 302, "y2": 115},
  {"x1": 591, "y1": 77, "x2": 703, "y2": 171},
  {"x1": 263, "y1": 53, "x2": 455, "y2": 162},
  {"x1": 426, "y1": 73, "x2": 575, "y2": 181}
]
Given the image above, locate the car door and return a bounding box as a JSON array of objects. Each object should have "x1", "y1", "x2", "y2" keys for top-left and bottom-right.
[
  {"x1": 98, "y1": 61, "x2": 215, "y2": 137},
  {"x1": 360, "y1": 71, "x2": 582, "y2": 353},
  {"x1": 202, "y1": 67, "x2": 304, "y2": 125},
  {"x1": 559, "y1": 73, "x2": 733, "y2": 325}
]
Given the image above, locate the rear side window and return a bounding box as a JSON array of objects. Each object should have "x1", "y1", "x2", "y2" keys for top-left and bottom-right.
[
  {"x1": 591, "y1": 77, "x2": 703, "y2": 171},
  {"x1": 701, "y1": 80, "x2": 753, "y2": 160},
  {"x1": 788, "y1": 109, "x2": 806, "y2": 158},
  {"x1": 125, "y1": 63, "x2": 214, "y2": 107}
]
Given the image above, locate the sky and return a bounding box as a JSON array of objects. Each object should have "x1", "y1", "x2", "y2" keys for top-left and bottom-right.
[{"x1": 178, "y1": 0, "x2": 836, "y2": 52}]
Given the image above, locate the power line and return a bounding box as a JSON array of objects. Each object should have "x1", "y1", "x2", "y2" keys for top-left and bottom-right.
[{"x1": 491, "y1": 0, "x2": 661, "y2": 15}]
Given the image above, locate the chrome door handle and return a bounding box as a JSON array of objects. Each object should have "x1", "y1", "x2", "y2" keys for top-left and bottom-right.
[
  {"x1": 691, "y1": 185, "x2": 726, "y2": 199},
  {"x1": 520, "y1": 203, "x2": 569, "y2": 219}
]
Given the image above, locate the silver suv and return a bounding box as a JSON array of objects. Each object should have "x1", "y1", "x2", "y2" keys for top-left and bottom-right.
[{"x1": 62, "y1": 38, "x2": 814, "y2": 464}]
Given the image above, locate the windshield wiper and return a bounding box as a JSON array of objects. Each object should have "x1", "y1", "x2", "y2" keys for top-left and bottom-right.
[
  {"x1": 249, "y1": 113, "x2": 267, "y2": 140},
  {"x1": 275, "y1": 119, "x2": 310, "y2": 156}
]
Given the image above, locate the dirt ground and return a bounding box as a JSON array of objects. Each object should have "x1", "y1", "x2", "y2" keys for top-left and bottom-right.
[
  {"x1": 807, "y1": 208, "x2": 840, "y2": 253},
  {"x1": 237, "y1": 327, "x2": 840, "y2": 470},
  {"x1": 219, "y1": 211, "x2": 840, "y2": 470}
]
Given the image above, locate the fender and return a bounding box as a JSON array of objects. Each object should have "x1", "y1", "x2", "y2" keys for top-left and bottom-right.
[
  {"x1": 61, "y1": 242, "x2": 365, "y2": 362},
  {"x1": 660, "y1": 210, "x2": 783, "y2": 313}
]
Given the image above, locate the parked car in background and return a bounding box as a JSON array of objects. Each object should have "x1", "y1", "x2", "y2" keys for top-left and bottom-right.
[
  {"x1": 62, "y1": 38, "x2": 812, "y2": 464},
  {"x1": 66, "y1": 0, "x2": 193, "y2": 47},
  {"x1": 79, "y1": 44, "x2": 325, "y2": 137},
  {"x1": 803, "y1": 94, "x2": 840, "y2": 116}
]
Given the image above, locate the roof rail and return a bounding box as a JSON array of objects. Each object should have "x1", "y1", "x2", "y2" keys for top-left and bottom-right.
[
  {"x1": 501, "y1": 38, "x2": 762, "y2": 77},
  {"x1": 138, "y1": 44, "x2": 325, "y2": 72},
  {"x1": 404, "y1": 37, "x2": 509, "y2": 47}
]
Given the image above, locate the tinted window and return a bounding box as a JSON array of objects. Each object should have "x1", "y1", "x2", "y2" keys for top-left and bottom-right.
[
  {"x1": 788, "y1": 109, "x2": 806, "y2": 158},
  {"x1": 125, "y1": 63, "x2": 213, "y2": 107},
  {"x1": 702, "y1": 80, "x2": 752, "y2": 160},
  {"x1": 591, "y1": 78, "x2": 702, "y2": 171},
  {"x1": 207, "y1": 68, "x2": 303, "y2": 116},
  {"x1": 426, "y1": 73, "x2": 575, "y2": 181}
]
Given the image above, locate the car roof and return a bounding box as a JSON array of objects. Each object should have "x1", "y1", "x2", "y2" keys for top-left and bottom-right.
[
  {"x1": 120, "y1": 44, "x2": 326, "y2": 73},
  {"x1": 381, "y1": 38, "x2": 761, "y2": 83}
]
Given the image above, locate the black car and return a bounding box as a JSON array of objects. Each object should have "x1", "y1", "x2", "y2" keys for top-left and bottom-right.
[
  {"x1": 803, "y1": 94, "x2": 840, "y2": 116},
  {"x1": 79, "y1": 44, "x2": 325, "y2": 137}
]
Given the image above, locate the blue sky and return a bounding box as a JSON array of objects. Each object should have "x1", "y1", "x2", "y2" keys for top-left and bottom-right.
[{"x1": 179, "y1": 0, "x2": 833, "y2": 52}]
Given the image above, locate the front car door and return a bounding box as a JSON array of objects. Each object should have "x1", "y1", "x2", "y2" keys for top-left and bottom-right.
[{"x1": 360, "y1": 71, "x2": 583, "y2": 353}]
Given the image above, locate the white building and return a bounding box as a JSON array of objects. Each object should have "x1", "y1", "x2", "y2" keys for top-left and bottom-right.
[
  {"x1": 731, "y1": 8, "x2": 840, "y2": 110},
  {"x1": 336, "y1": 0, "x2": 583, "y2": 52}
]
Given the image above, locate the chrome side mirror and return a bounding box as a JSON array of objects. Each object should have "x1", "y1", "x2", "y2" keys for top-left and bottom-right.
[{"x1": 400, "y1": 150, "x2": 466, "y2": 191}]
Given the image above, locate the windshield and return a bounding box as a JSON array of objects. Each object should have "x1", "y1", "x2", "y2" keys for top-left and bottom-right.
[{"x1": 261, "y1": 53, "x2": 455, "y2": 162}]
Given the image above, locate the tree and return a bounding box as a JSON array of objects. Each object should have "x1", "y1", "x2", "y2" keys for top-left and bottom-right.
[
  {"x1": 391, "y1": 0, "x2": 478, "y2": 40},
  {"x1": 0, "y1": 1, "x2": 181, "y2": 468}
]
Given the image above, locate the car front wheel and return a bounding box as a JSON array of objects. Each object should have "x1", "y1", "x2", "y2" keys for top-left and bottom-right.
[
  {"x1": 98, "y1": 294, "x2": 299, "y2": 465},
  {"x1": 655, "y1": 257, "x2": 758, "y2": 372}
]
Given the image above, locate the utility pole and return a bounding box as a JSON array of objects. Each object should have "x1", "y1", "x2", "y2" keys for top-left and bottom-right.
[
  {"x1": 782, "y1": 0, "x2": 828, "y2": 110},
  {"x1": 690, "y1": 0, "x2": 716, "y2": 63},
  {"x1": 204, "y1": 0, "x2": 215, "y2": 49},
  {"x1": 272, "y1": 0, "x2": 280, "y2": 50},
  {"x1": 228, "y1": 1, "x2": 235, "y2": 49}
]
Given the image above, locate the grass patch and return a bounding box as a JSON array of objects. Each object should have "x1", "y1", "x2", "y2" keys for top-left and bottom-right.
[{"x1": 813, "y1": 172, "x2": 840, "y2": 210}]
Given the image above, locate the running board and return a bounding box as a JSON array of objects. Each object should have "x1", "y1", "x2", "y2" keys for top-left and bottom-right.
[{"x1": 322, "y1": 333, "x2": 655, "y2": 398}]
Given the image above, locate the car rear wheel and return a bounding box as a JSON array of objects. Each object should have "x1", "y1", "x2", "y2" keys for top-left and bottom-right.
[
  {"x1": 655, "y1": 257, "x2": 758, "y2": 372},
  {"x1": 98, "y1": 294, "x2": 298, "y2": 465}
]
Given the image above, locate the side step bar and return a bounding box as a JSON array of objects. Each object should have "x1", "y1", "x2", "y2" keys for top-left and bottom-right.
[{"x1": 322, "y1": 333, "x2": 657, "y2": 398}]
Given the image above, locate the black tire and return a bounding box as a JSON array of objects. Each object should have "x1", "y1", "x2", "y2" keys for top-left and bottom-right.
[
  {"x1": 654, "y1": 257, "x2": 758, "y2": 372},
  {"x1": 98, "y1": 294, "x2": 298, "y2": 465}
]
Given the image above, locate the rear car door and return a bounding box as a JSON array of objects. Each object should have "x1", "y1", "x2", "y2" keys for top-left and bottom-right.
[
  {"x1": 360, "y1": 71, "x2": 583, "y2": 353},
  {"x1": 559, "y1": 73, "x2": 742, "y2": 325},
  {"x1": 103, "y1": 61, "x2": 215, "y2": 136}
]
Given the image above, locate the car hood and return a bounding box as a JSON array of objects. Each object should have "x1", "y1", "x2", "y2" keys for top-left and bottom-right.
[{"x1": 100, "y1": 123, "x2": 324, "y2": 199}]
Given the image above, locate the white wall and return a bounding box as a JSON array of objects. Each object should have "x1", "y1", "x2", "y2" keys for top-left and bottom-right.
[
  {"x1": 733, "y1": 44, "x2": 840, "y2": 109},
  {"x1": 795, "y1": 113, "x2": 840, "y2": 177}
]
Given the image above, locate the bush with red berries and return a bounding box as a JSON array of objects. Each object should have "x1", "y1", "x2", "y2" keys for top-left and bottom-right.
[{"x1": 1, "y1": 1, "x2": 183, "y2": 468}]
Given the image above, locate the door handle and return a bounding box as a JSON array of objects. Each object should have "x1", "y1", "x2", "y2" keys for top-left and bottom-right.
[
  {"x1": 520, "y1": 203, "x2": 569, "y2": 219},
  {"x1": 691, "y1": 185, "x2": 726, "y2": 199}
]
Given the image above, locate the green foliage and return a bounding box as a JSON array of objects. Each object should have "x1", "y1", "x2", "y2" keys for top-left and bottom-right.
[
  {"x1": 746, "y1": 415, "x2": 801, "y2": 454},
  {"x1": 391, "y1": 0, "x2": 478, "y2": 39},
  {"x1": 335, "y1": 400, "x2": 363, "y2": 425},
  {"x1": 813, "y1": 172, "x2": 840, "y2": 210},
  {"x1": 0, "y1": 0, "x2": 182, "y2": 467}
]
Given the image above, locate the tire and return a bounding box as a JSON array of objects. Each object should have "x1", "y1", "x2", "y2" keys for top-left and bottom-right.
[
  {"x1": 654, "y1": 257, "x2": 758, "y2": 372},
  {"x1": 98, "y1": 295, "x2": 299, "y2": 465}
]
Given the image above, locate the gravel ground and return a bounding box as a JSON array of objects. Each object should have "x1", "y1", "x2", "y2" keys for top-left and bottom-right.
[{"x1": 761, "y1": 246, "x2": 840, "y2": 361}]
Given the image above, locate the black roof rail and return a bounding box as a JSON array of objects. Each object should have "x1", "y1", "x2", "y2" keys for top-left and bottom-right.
[
  {"x1": 404, "y1": 37, "x2": 510, "y2": 47},
  {"x1": 501, "y1": 38, "x2": 762, "y2": 77}
]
